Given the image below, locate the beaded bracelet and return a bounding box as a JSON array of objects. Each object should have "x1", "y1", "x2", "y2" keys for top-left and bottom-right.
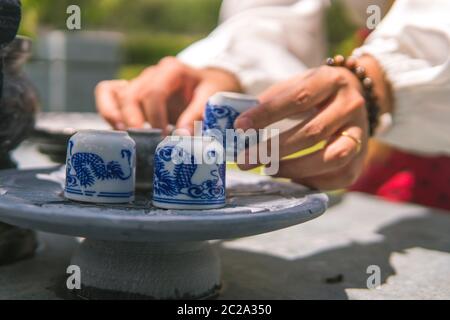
[{"x1": 326, "y1": 55, "x2": 380, "y2": 136}]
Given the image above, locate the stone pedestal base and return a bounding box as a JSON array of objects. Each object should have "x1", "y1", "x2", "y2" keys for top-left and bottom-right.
[{"x1": 71, "y1": 239, "x2": 221, "y2": 300}]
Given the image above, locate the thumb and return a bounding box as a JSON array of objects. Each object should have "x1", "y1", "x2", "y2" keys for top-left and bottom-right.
[{"x1": 175, "y1": 83, "x2": 217, "y2": 135}]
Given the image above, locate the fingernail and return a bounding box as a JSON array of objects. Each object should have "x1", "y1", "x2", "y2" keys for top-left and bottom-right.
[
  {"x1": 116, "y1": 122, "x2": 126, "y2": 130},
  {"x1": 234, "y1": 116, "x2": 253, "y2": 131},
  {"x1": 172, "y1": 126, "x2": 193, "y2": 136},
  {"x1": 180, "y1": 128, "x2": 193, "y2": 136}
]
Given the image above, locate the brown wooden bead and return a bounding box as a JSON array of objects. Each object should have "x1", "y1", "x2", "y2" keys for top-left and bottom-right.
[
  {"x1": 355, "y1": 66, "x2": 366, "y2": 79},
  {"x1": 324, "y1": 54, "x2": 380, "y2": 137},
  {"x1": 334, "y1": 55, "x2": 345, "y2": 66},
  {"x1": 345, "y1": 57, "x2": 357, "y2": 70},
  {"x1": 362, "y1": 77, "x2": 373, "y2": 89}
]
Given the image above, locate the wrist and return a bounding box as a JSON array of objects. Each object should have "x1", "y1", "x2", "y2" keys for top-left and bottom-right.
[
  {"x1": 201, "y1": 67, "x2": 243, "y2": 92},
  {"x1": 327, "y1": 54, "x2": 387, "y2": 136},
  {"x1": 353, "y1": 54, "x2": 393, "y2": 116}
]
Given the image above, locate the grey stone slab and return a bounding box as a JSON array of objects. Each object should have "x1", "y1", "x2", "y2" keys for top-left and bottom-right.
[
  {"x1": 0, "y1": 168, "x2": 327, "y2": 242},
  {"x1": 0, "y1": 193, "x2": 449, "y2": 299},
  {"x1": 218, "y1": 193, "x2": 450, "y2": 299},
  {"x1": 11, "y1": 141, "x2": 59, "y2": 169},
  {"x1": 2, "y1": 146, "x2": 449, "y2": 299}
]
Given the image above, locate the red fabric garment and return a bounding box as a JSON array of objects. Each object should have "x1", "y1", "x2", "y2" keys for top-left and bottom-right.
[{"x1": 350, "y1": 149, "x2": 450, "y2": 211}]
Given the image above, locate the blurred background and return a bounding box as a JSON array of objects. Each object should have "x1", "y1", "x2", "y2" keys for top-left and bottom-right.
[{"x1": 19, "y1": 0, "x2": 358, "y2": 113}]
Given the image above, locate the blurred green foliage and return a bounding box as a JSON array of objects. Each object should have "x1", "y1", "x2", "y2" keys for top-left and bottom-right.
[
  {"x1": 20, "y1": 0, "x2": 221, "y2": 35},
  {"x1": 20, "y1": 0, "x2": 221, "y2": 74},
  {"x1": 19, "y1": 0, "x2": 356, "y2": 78},
  {"x1": 326, "y1": 1, "x2": 358, "y2": 56},
  {"x1": 124, "y1": 32, "x2": 201, "y2": 65}
]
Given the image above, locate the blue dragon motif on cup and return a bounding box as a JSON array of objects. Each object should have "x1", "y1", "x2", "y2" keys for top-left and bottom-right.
[
  {"x1": 203, "y1": 102, "x2": 240, "y2": 146},
  {"x1": 65, "y1": 140, "x2": 133, "y2": 188},
  {"x1": 153, "y1": 145, "x2": 225, "y2": 201}
]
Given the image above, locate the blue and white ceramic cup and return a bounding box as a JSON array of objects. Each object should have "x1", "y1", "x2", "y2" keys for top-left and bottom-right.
[
  {"x1": 203, "y1": 92, "x2": 259, "y2": 161},
  {"x1": 64, "y1": 130, "x2": 136, "y2": 203},
  {"x1": 152, "y1": 136, "x2": 226, "y2": 209}
]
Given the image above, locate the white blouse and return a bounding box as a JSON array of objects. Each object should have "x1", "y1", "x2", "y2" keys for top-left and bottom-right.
[{"x1": 178, "y1": 0, "x2": 450, "y2": 155}]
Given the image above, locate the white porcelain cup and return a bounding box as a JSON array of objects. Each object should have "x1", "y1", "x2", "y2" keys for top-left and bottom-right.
[
  {"x1": 203, "y1": 92, "x2": 259, "y2": 160},
  {"x1": 64, "y1": 130, "x2": 136, "y2": 203},
  {"x1": 152, "y1": 135, "x2": 226, "y2": 209}
]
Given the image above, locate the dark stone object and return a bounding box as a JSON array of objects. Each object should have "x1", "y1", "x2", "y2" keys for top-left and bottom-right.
[
  {"x1": 325, "y1": 274, "x2": 344, "y2": 284},
  {"x1": 69, "y1": 284, "x2": 221, "y2": 300},
  {"x1": 31, "y1": 112, "x2": 111, "y2": 163},
  {"x1": 127, "y1": 128, "x2": 163, "y2": 192},
  {"x1": 0, "y1": 36, "x2": 39, "y2": 265},
  {"x1": 0, "y1": 36, "x2": 39, "y2": 164},
  {"x1": 0, "y1": 1, "x2": 21, "y2": 47},
  {"x1": 0, "y1": 221, "x2": 37, "y2": 265}
]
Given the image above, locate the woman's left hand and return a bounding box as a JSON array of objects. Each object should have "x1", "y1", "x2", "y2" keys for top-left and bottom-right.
[{"x1": 234, "y1": 64, "x2": 369, "y2": 190}]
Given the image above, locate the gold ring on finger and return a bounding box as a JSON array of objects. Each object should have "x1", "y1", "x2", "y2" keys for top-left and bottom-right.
[{"x1": 340, "y1": 131, "x2": 362, "y2": 154}]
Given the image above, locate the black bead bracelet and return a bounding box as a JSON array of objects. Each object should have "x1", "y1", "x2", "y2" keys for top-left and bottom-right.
[{"x1": 326, "y1": 55, "x2": 380, "y2": 136}]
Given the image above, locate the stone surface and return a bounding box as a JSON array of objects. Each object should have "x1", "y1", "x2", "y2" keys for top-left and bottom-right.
[
  {"x1": 0, "y1": 232, "x2": 78, "y2": 299},
  {"x1": 0, "y1": 193, "x2": 449, "y2": 299},
  {"x1": 0, "y1": 222, "x2": 37, "y2": 266},
  {"x1": 0, "y1": 168, "x2": 326, "y2": 242},
  {"x1": 218, "y1": 193, "x2": 450, "y2": 299},
  {"x1": 2, "y1": 142, "x2": 450, "y2": 299},
  {"x1": 0, "y1": 166, "x2": 326, "y2": 299}
]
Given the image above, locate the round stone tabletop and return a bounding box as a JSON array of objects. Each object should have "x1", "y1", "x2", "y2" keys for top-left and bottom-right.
[{"x1": 0, "y1": 167, "x2": 327, "y2": 242}]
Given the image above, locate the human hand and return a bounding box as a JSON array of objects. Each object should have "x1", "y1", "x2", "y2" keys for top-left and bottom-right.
[
  {"x1": 234, "y1": 64, "x2": 372, "y2": 190},
  {"x1": 95, "y1": 57, "x2": 241, "y2": 134}
]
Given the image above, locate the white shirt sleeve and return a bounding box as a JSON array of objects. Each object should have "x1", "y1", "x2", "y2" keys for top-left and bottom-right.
[
  {"x1": 177, "y1": 0, "x2": 328, "y2": 95},
  {"x1": 353, "y1": 0, "x2": 450, "y2": 155}
]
